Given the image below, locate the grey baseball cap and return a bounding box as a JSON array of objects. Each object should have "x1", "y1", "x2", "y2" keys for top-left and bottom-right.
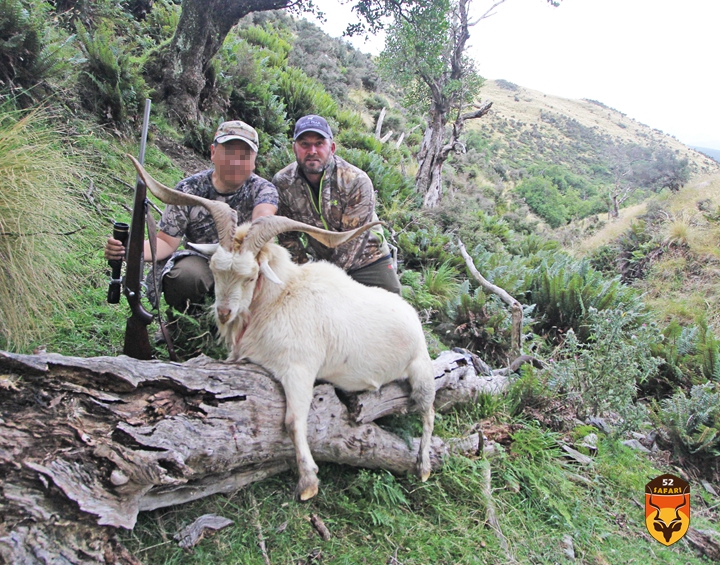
[{"x1": 293, "y1": 115, "x2": 333, "y2": 140}]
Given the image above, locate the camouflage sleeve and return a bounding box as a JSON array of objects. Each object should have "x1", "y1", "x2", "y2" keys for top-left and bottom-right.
[
  {"x1": 158, "y1": 203, "x2": 189, "y2": 238},
  {"x1": 251, "y1": 176, "x2": 279, "y2": 208},
  {"x1": 158, "y1": 176, "x2": 196, "y2": 238},
  {"x1": 274, "y1": 172, "x2": 309, "y2": 263},
  {"x1": 329, "y1": 173, "x2": 375, "y2": 267}
]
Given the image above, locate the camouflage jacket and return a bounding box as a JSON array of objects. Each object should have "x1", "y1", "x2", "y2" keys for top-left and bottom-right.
[
  {"x1": 272, "y1": 156, "x2": 388, "y2": 271},
  {"x1": 146, "y1": 169, "x2": 278, "y2": 308},
  {"x1": 159, "y1": 169, "x2": 278, "y2": 243}
]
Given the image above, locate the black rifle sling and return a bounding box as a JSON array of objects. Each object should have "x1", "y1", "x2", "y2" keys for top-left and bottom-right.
[{"x1": 146, "y1": 205, "x2": 179, "y2": 361}]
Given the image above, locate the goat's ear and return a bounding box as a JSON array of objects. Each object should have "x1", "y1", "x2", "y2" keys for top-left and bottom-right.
[
  {"x1": 259, "y1": 259, "x2": 283, "y2": 285},
  {"x1": 187, "y1": 242, "x2": 219, "y2": 256}
]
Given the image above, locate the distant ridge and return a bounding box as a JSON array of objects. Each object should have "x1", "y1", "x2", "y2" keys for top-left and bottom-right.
[
  {"x1": 471, "y1": 80, "x2": 720, "y2": 175},
  {"x1": 691, "y1": 146, "x2": 720, "y2": 163}
]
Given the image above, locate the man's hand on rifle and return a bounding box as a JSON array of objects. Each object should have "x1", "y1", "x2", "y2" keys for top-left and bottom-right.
[
  {"x1": 104, "y1": 232, "x2": 182, "y2": 262},
  {"x1": 104, "y1": 237, "x2": 126, "y2": 261}
]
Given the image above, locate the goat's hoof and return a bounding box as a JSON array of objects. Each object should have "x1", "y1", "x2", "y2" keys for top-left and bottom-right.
[
  {"x1": 417, "y1": 462, "x2": 431, "y2": 482},
  {"x1": 296, "y1": 479, "x2": 319, "y2": 501}
]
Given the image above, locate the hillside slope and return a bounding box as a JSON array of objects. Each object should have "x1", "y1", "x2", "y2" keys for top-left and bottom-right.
[{"x1": 476, "y1": 79, "x2": 718, "y2": 174}]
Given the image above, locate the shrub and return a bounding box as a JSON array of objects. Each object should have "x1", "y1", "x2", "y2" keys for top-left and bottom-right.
[
  {"x1": 337, "y1": 147, "x2": 414, "y2": 204},
  {"x1": 76, "y1": 21, "x2": 147, "y2": 125},
  {"x1": 275, "y1": 66, "x2": 337, "y2": 123},
  {"x1": 547, "y1": 308, "x2": 662, "y2": 428},
  {"x1": 238, "y1": 24, "x2": 291, "y2": 63},
  {"x1": 0, "y1": 0, "x2": 56, "y2": 96},
  {"x1": 527, "y1": 255, "x2": 636, "y2": 339},
  {"x1": 515, "y1": 176, "x2": 568, "y2": 228},
  {"x1": 336, "y1": 129, "x2": 383, "y2": 154},
  {"x1": 218, "y1": 40, "x2": 289, "y2": 152},
  {"x1": 335, "y1": 108, "x2": 365, "y2": 131},
  {"x1": 140, "y1": 0, "x2": 180, "y2": 44},
  {"x1": 651, "y1": 382, "x2": 720, "y2": 464}
]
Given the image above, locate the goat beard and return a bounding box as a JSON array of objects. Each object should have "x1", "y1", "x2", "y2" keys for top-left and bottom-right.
[{"x1": 216, "y1": 309, "x2": 251, "y2": 352}]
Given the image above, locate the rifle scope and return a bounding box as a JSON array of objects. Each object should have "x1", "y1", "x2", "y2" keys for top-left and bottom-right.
[{"x1": 107, "y1": 221, "x2": 130, "y2": 304}]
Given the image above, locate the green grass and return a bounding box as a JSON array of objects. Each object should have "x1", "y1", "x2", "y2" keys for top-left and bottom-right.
[
  {"x1": 0, "y1": 108, "x2": 103, "y2": 350},
  {"x1": 121, "y1": 432, "x2": 717, "y2": 564}
]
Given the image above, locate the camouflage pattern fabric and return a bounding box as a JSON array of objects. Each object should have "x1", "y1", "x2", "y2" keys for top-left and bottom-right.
[
  {"x1": 272, "y1": 155, "x2": 389, "y2": 271},
  {"x1": 159, "y1": 169, "x2": 278, "y2": 242},
  {"x1": 146, "y1": 169, "x2": 278, "y2": 307}
]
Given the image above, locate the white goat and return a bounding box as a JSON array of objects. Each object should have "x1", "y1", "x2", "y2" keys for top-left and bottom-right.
[{"x1": 130, "y1": 156, "x2": 435, "y2": 501}]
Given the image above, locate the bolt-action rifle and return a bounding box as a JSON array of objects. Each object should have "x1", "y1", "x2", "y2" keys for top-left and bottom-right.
[{"x1": 112, "y1": 99, "x2": 154, "y2": 359}]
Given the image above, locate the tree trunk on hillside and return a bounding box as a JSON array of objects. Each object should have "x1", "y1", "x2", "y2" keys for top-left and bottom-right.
[
  {"x1": 156, "y1": 0, "x2": 291, "y2": 124},
  {"x1": 416, "y1": 100, "x2": 492, "y2": 207},
  {"x1": 412, "y1": 0, "x2": 496, "y2": 208},
  {"x1": 0, "y1": 349, "x2": 509, "y2": 564}
]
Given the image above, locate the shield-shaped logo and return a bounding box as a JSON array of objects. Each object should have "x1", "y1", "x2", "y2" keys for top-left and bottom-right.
[{"x1": 645, "y1": 473, "x2": 690, "y2": 546}]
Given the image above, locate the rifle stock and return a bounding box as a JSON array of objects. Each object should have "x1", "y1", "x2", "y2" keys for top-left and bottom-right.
[{"x1": 122, "y1": 100, "x2": 154, "y2": 360}]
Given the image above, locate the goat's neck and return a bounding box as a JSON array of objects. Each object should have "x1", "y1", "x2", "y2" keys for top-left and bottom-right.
[{"x1": 249, "y1": 246, "x2": 298, "y2": 312}]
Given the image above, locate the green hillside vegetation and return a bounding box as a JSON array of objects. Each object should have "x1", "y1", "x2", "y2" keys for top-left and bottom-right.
[{"x1": 1, "y1": 1, "x2": 719, "y2": 563}]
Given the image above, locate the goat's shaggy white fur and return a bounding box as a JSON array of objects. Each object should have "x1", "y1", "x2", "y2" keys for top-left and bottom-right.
[
  {"x1": 210, "y1": 223, "x2": 435, "y2": 500},
  {"x1": 128, "y1": 155, "x2": 435, "y2": 501}
]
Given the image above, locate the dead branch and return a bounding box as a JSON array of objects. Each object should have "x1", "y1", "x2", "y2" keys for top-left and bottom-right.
[{"x1": 457, "y1": 238, "x2": 524, "y2": 356}]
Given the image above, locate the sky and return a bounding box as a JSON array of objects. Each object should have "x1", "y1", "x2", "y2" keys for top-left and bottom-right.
[{"x1": 308, "y1": 0, "x2": 720, "y2": 150}]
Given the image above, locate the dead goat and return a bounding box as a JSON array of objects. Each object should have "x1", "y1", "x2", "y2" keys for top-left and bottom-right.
[{"x1": 130, "y1": 155, "x2": 435, "y2": 501}]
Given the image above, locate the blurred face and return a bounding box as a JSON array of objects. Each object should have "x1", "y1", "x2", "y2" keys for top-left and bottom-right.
[
  {"x1": 211, "y1": 139, "x2": 256, "y2": 193},
  {"x1": 293, "y1": 132, "x2": 335, "y2": 177}
]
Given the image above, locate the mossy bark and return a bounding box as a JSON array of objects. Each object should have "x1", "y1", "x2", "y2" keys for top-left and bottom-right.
[{"x1": 157, "y1": 0, "x2": 292, "y2": 124}]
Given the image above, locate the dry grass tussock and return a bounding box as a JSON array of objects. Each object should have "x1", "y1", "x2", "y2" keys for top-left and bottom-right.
[
  {"x1": 573, "y1": 202, "x2": 647, "y2": 255},
  {"x1": 660, "y1": 174, "x2": 720, "y2": 255},
  {"x1": 574, "y1": 172, "x2": 720, "y2": 257},
  {"x1": 0, "y1": 109, "x2": 93, "y2": 350}
]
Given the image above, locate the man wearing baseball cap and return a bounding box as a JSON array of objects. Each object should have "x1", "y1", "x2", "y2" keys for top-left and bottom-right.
[
  {"x1": 273, "y1": 115, "x2": 401, "y2": 294},
  {"x1": 105, "y1": 120, "x2": 278, "y2": 314}
]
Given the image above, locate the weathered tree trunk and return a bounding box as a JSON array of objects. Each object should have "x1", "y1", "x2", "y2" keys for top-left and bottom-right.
[
  {"x1": 416, "y1": 104, "x2": 449, "y2": 208},
  {"x1": 416, "y1": 101, "x2": 493, "y2": 208},
  {"x1": 413, "y1": 0, "x2": 495, "y2": 208},
  {"x1": 0, "y1": 349, "x2": 506, "y2": 564},
  {"x1": 156, "y1": 0, "x2": 291, "y2": 124}
]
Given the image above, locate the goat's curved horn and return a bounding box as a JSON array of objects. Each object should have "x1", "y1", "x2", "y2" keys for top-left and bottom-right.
[
  {"x1": 242, "y1": 216, "x2": 383, "y2": 257},
  {"x1": 127, "y1": 154, "x2": 238, "y2": 251}
]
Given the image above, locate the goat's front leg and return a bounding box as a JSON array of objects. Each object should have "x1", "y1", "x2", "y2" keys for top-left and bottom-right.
[{"x1": 281, "y1": 377, "x2": 319, "y2": 501}]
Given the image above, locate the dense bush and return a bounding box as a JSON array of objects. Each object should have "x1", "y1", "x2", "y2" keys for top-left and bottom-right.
[
  {"x1": 547, "y1": 307, "x2": 662, "y2": 428},
  {"x1": 76, "y1": 21, "x2": 147, "y2": 125},
  {"x1": 651, "y1": 382, "x2": 720, "y2": 464},
  {"x1": 0, "y1": 0, "x2": 55, "y2": 97},
  {"x1": 516, "y1": 177, "x2": 568, "y2": 228},
  {"x1": 526, "y1": 255, "x2": 637, "y2": 339},
  {"x1": 275, "y1": 66, "x2": 337, "y2": 123}
]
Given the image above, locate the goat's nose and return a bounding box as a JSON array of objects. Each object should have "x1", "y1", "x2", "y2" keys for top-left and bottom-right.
[{"x1": 217, "y1": 308, "x2": 231, "y2": 324}]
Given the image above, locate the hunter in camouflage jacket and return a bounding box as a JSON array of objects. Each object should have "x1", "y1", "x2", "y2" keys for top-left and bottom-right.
[
  {"x1": 145, "y1": 169, "x2": 278, "y2": 307},
  {"x1": 272, "y1": 155, "x2": 389, "y2": 272}
]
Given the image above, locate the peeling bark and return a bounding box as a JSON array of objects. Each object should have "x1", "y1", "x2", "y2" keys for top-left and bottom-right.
[{"x1": 0, "y1": 349, "x2": 503, "y2": 564}]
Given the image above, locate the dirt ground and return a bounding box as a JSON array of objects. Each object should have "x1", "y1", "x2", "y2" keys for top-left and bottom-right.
[{"x1": 155, "y1": 137, "x2": 211, "y2": 176}]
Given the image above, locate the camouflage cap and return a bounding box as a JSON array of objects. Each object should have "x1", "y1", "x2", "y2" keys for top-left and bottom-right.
[
  {"x1": 293, "y1": 115, "x2": 333, "y2": 140},
  {"x1": 214, "y1": 120, "x2": 259, "y2": 152}
]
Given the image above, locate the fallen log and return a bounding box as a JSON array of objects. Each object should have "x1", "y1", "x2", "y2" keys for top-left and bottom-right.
[{"x1": 0, "y1": 349, "x2": 509, "y2": 564}]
